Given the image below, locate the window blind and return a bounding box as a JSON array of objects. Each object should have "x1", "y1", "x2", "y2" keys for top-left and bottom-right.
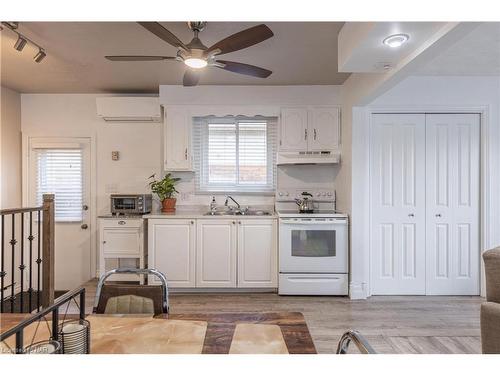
[
  {"x1": 193, "y1": 116, "x2": 277, "y2": 193},
  {"x1": 35, "y1": 148, "x2": 83, "y2": 222}
]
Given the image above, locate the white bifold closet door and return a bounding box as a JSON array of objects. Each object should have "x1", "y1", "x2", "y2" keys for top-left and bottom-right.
[
  {"x1": 425, "y1": 114, "x2": 480, "y2": 295},
  {"x1": 371, "y1": 113, "x2": 480, "y2": 295},
  {"x1": 371, "y1": 114, "x2": 426, "y2": 295}
]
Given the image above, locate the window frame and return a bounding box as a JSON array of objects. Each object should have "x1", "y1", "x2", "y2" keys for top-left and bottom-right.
[{"x1": 193, "y1": 115, "x2": 277, "y2": 195}]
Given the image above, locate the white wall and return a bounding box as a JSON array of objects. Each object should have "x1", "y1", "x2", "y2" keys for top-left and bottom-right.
[
  {"x1": 351, "y1": 75, "x2": 500, "y2": 298},
  {"x1": 21, "y1": 94, "x2": 163, "y2": 278},
  {"x1": 160, "y1": 85, "x2": 345, "y2": 209},
  {"x1": 1, "y1": 86, "x2": 22, "y2": 208},
  {"x1": 20, "y1": 86, "x2": 345, "y2": 277},
  {"x1": 1, "y1": 86, "x2": 22, "y2": 295}
]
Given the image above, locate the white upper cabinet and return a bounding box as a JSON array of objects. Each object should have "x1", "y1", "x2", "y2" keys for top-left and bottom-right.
[
  {"x1": 279, "y1": 106, "x2": 340, "y2": 152},
  {"x1": 279, "y1": 107, "x2": 308, "y2": 151},
  {"x1": 164, "y1": 106, "x2": 192, "y2": 171},
  {"x1": 308, "y1": 107, "x2": 340, "y2": 151}
]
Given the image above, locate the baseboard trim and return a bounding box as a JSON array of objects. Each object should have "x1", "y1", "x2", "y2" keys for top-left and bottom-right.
[{"x1": 349, "y1": 281, "x2": 368, "y2": 299}]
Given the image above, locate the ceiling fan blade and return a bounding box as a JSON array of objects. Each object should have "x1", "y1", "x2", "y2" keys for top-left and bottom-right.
[
  {"x1": 206, "y1": 24, "x2": 273, "y2": 56},
  {"x1": 183, "y1": 69, "x2": 201, "y2": 87},
  {"x1": 216, "y1": 60, "x2": 272, "y2": 78},
  {"x1": 138, "y1": 22, "x2": 188, "y2": 50},
  {"x1": 105, "y1": 55, "x2": 176, "y2": 61}
]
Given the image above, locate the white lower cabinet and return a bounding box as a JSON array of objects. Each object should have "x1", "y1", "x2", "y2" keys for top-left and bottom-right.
[
  {"x1": 237, "y1": 219, "x2": 277, "y2": 288},
  {"x1": 196, "y1": 219, "x2": 237, "y2": 288},
  {"x1": 148, "y1": 219, "x2": 196, "y2": 287},
  {"x1": 99, "y1": 218, "x2": 145, "y2": 282},
  {"x1": 148, "y1": 217, "x2": 277, "y2": 289}
]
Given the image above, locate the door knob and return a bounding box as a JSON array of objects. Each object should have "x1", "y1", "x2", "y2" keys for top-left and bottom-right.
[
  {"x1": 82, "y1": 204, "x2": 88, "y2": 211},
  {"x1": 81, "y1": 224, "x2": 88, "y2": 229}
]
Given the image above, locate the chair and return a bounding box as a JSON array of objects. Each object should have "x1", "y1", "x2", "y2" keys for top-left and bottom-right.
[
  {"x1": 481, "y1": 248, "x2": 500, "y2": 353},
  {"x1": 336, "y1": 329, "x2": 376, "y2": 354},
  {"x1": 92, "y1": 268, "x2": 169, "y2": 315}
]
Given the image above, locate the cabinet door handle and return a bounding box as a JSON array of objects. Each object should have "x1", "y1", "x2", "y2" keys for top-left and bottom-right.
[
  {"x1": 190, "y1": 221, "x2": 194, "y2": 224},
  {"x1": 238, "y1": 221, "x2": 241, "y2": 224},
  {"x1": 304, "y1": 128, "x2": 308, "y2": 140},
  {"x1": 408, "y1": 213, "x2": 414, "y2": 217},
  {"x1": 185, "y1": 148, "x2": 188, "y2": 160},
  {"x1": 435, "y1": 214, "x2": 442, "y2": 217},
  {"x1": 313, "y1": 129, "x2": 317, "y2": 140},
  {"x1": 232, "y1": 221, "x2": 236, "y2": 224}
]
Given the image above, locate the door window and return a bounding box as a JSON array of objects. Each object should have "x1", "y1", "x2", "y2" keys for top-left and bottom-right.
[
  {"x1": 291, "y1": 229, "x2": 336, "y2": 257},
  {"x1": 34, "y1": 148, "x2": 83, "y2": 222}
]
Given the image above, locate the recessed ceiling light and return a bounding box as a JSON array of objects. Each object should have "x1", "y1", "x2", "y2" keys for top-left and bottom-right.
[{"x1": 383, "y1": 34, "x2": 409, "y2": 48}]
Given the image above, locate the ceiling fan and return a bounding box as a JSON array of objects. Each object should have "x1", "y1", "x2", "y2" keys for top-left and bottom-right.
[{"x1": 105, "y1": 22, "x2": 274, "y2": 87}]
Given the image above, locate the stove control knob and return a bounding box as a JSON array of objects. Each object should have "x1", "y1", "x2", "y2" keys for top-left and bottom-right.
[
  {"x1": 327, "y1": 192, "x2": 332, "y2": 197},
  {"x1": 316, "y1": 192, "x2": 321, "y2": 197},
  {"x1": 285, "y1": 192, "x2": 289, "y2": 196}
]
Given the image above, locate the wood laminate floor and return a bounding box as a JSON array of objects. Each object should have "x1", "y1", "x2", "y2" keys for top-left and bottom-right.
[{"x1": 76, "y1": 279, "x2": 483, "y2": 354}]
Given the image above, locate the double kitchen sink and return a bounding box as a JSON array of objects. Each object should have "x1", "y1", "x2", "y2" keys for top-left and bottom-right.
[{"x1": 203, "y1": 208, "x2": 272, "y2": 216}]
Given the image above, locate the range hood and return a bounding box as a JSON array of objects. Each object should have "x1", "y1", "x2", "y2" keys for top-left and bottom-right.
[{"x1": 276, "y1": 151, "x2": 341, "y2": 165}]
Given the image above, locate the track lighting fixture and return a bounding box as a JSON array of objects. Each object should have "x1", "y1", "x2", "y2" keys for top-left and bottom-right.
[
  {"x1": 14, "y1": 35, "x2": 27, "y2": 51},
  {"x1": 33, "y1": 49, "x2": 46, "y2": 63},
  {"x1": 1, "y1": 21, "x2": 47, "y2": 63}
]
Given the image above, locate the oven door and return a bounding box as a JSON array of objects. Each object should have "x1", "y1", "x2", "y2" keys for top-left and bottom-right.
[{"x1": 279, "y1": 218, "x2": 348, "y2": 273}]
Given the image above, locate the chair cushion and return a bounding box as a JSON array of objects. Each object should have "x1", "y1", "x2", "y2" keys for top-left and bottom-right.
[
  {"x1": 483, "y1": 248, "x2": 500, "y2": 303},
  {"x1": 104, "y1": 295, "x2": 155, "y2": 315}
]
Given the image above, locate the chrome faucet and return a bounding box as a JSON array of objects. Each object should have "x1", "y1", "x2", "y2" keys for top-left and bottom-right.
[{"x1": 224, "y1": 195, "x2": 240, "y2": 209}]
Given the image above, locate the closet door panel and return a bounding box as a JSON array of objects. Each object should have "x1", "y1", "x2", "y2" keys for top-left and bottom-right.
[
  {"x1": 370, "y1": 114, "x2": 426, "y2": 295},
  {"x1": 425, "y1": 114, "x2": 480, "y2": 295}
]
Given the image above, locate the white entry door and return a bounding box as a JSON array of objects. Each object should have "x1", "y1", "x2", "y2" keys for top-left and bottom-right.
[
  {"x1": 425, "y1": 114, "x2": 480, "y2": 295},
  {"x1": 28, "y1": 137, "x2": 92, "y2": 290},
  {"x1": 370, "y1": 114, "x2": 426, "y2": 294}
]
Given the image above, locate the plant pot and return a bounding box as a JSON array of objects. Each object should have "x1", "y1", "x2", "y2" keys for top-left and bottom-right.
[{"x1": 161, "y1": 198, "x2": 177, "y2": 213}]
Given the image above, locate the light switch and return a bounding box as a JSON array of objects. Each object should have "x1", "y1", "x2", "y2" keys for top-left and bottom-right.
[{"x1": 111, "y1": 151, "x2": 119, "y2": 161}]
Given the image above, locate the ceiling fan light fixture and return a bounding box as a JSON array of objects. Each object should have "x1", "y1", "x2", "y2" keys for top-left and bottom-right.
[{"x1": 184, "y1": 57, "x2": 207, "y2": 69}]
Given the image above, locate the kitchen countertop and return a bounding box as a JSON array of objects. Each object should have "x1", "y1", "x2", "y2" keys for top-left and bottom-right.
[
  {"x1": 98, "y1": 214, "x2": 145, "y2": 219},
  {"x1": 143, "y1": 205, "x2": 277, "y2": 219}
]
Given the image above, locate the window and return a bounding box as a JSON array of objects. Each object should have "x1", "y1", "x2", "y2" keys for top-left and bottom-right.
[
  {"x1": 193, "y1": 116, "x2": 277, "y2": 193},
  {"x1": 35, "y1": 148, "x2": 83, "y2": 222}
]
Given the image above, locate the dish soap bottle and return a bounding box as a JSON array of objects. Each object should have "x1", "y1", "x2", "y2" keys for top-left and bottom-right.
[{"x1": 210, "y1": 196, "x2": 217, "y2": 213}]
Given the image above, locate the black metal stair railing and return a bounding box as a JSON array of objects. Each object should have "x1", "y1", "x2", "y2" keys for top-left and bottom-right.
[{"x1": 0, "y1": 194, "x2": 55, "y2": 313}]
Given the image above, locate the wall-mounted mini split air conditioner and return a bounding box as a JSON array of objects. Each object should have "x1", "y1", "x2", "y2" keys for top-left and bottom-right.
[{"x1": 96, "y1": 97, "x2": 162, "y2": 123}]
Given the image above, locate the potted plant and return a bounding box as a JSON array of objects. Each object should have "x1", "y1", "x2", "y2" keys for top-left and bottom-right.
[{"x1": 148, "y1": 173, "x2": 181, "y2": 213}]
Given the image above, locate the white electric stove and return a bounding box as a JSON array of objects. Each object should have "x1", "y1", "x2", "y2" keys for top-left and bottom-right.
[{"x1": 275, "y1": 188, "x2": 349, "y2": 296}]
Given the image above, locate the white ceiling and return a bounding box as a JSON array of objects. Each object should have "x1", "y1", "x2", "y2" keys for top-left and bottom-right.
[
  {"x1": 0, "y1": 22, "x2": 350, "y2": 93},
  {"x1": 338, "y1": 22, "x2": 447, "y2": 73},
  {"x1": 416, "y1": 22, "x2": 500, "y2": 76}
]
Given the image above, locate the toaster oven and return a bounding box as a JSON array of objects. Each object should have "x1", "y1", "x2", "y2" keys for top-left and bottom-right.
[{"x1": 110, "y1": 194, "x2": 152, "y2": 215}]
